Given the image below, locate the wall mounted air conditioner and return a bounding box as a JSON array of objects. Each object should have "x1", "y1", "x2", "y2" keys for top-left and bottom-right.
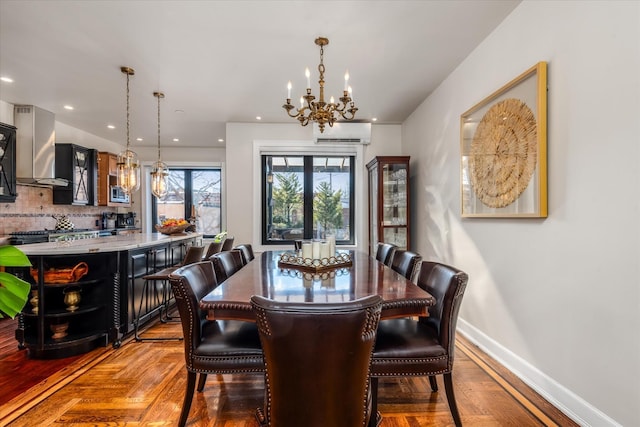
[{"x1": 313, "y1": 122, "x2": 371, "y2": 145}]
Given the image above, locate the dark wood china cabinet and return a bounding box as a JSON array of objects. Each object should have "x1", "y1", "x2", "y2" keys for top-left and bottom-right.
[{"x1": 366, "y1": 156, "x2": 411, "y2": 256}]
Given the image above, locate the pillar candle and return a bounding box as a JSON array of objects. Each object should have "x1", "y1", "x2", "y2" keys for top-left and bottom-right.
[
  {"x1": 320, "y1": 242, "x2": 330, "y2": 259},
  {"x1": 312, "y1": 241, "x2": 321, "y2": 260},
  {"x1": 302, "y1": 242, "x2": 312, "y2": 259},
  {"x1": 326, "y1": 235, "x2": 336, "y2": 255}
]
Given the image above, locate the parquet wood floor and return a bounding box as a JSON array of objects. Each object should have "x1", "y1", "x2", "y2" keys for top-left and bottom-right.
[{"x1": 1, "y1": 315, "x2": 578, "y2": 426}]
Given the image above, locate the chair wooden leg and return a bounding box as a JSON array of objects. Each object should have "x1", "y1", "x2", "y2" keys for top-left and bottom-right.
[
  {"x1": 443, "y1": 373, "x2": 462, "y2": 427},
  {"x1": 368, "y1": 377, "x2": 379, "y2": 427},
  {"x1": 179, "y1": 371, "x2": 197, "y2": 427},
  {"x1": 428, "y1": 375, "x2": 438, "y2": 391},
  {"x1": 197, "y1": 373, "x2": 207, "y2": 391}
]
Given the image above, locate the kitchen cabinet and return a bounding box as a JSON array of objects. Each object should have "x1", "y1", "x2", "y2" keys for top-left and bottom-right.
[
  {"x1": 0, "y1": 122, "x2": 17, "y2": 202},
  {"x1": 120, "y1": 236, "x2": 199, "y2": 335},
  {"x1": 15, "y1": 233, "x2": 203, "y2": 358},
  {"x1": 366, "y1": 156, "x2": 411, "y2": 256},
  {"x1": 14, "y1": 252, "x2": 117, "y2": 359},
  {"x1": 97, "y1": 151, "x2": 130, "y2": 207},
  {"x1": 53, "y1": 144, "x2": 96, "y2": 205}
]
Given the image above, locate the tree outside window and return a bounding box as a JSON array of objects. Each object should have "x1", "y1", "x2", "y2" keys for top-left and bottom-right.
[{"x1": 262, "y1": 155, "x2": 354, "y2": 245}]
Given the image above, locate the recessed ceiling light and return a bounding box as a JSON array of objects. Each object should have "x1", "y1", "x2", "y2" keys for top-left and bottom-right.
[
  {"x1": 0, "y1": 76, "x2": 13, "y2": 83},
  {"x1": 173, "y1": 138, "x2": 179, "y2": 142},
  {"x1": 175, "y1": 109, "x2": 184, "y2": 113},
  {"x1": 107, "y1": 124, "x2": 115, "y2": 129},
  {"x1": 136, "y1": 137, "x2": 143, "y2": 141},
  {"x1": 218, "y1": 138, "x2": 224, "y2": 143},
  {"x1": 64, "y1": 105, "x2": 74, "y2": 110},
  {"x1": 371, "y1": 117, "x2": 378, "y2": 122},
  {"x1": 256, "y1": 116, "x2": 262, "y2": 120}
]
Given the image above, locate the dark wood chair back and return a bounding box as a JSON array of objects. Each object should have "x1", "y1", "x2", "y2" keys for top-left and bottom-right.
[
  {"x1": 390, "y1": 250, "x2": 422, "y2": 283},
  {"x1": 251, "y1": 294, "x2": 383, "y2": 427},
  {"x1": 221, "y1": 236, "x2": 235, "y2": 251},
  {"x1": 375, "y1": 242, "x2": 396, "y2": 267},
  {"x1": 234, "y1": 244, "x2": 255, "y2": 264},
  {"x1": 203, "y1": 241, "x2": 224, "y2": 260},
  {"x1": 210, "y1": 249, "x2": 244, "y2": 282}
]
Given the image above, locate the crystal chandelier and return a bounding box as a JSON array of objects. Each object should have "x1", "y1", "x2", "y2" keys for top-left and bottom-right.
[
  {"x1": 283, "y1": 37, "x2": 357, "y2": 133},
  {"x1": 150, "y1": 91, "x2": 169, "y2": 198},
  {"x1": 116, "y1": 66, "x2": 141, "y2": 195}
]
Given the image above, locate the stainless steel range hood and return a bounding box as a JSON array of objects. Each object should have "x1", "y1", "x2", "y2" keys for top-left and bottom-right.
[{"x1": 14, "y1": 105, "x2": 68, "y2": 186}]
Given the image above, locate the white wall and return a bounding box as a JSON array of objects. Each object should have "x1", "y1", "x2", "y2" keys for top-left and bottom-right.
[
  {"x1": 402, "y1": 1, "x2": 639, "y2": 426},
  {"x1": 225, "y1": 122, "x2": 402, "y2": 251}
]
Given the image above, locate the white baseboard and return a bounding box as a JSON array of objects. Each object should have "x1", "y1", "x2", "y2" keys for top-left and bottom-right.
[{"x1": 457, "y1": 319, "x2": 621, "y2": 427}]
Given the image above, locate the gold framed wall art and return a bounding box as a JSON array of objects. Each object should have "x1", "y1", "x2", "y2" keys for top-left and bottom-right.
[{"x1": 460, "y1": 62, "x2": 547, "y2": 218}]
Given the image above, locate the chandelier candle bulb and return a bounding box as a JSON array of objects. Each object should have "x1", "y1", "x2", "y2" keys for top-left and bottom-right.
[
  {"x1": 305, "y1": 68, "x2": 311, "y2": 88},
  {"x1": 287, "y1": 81, "x2": 291, "y2": 99},
  {"x1": 344, "y1": 71, "x2": 349, "y2": 90}
]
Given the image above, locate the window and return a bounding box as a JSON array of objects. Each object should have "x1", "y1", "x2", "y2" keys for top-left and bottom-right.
[
  {"x1": 152, "y1": 168, "x2": 222, "y2": 238},
  {"x1": 262, "y1": 155, "x2": 355, "y2": 245}
]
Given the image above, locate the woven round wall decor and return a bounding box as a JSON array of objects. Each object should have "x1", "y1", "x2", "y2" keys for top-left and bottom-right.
[{"x1": 469, "y1": 98, "x2": 537, "y2": 208}]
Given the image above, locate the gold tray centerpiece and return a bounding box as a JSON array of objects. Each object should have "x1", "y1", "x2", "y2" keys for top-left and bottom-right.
[{"x1": 277, "y1": 252, "x2": 352, "y2": 272}]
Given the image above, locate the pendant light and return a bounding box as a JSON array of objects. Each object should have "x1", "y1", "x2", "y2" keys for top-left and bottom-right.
[
  {"x1": 116, "y1": 66, "x2": 141, "y2": 195},
  {"x1": 150, "y1": 91, "x2": 169, "y2": 198}
]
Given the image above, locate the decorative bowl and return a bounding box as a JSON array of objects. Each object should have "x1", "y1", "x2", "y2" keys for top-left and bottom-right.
[
  {"x1": 155, "y1": 223, "x2": 190, "y2": 235},
  {"x1": 50, "y1": 322, "x2": 69, "y2": 340}
]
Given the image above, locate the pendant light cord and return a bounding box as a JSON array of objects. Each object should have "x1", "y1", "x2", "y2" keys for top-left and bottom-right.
[{"x1": 157, "y1": 92, "x2": 161, "y2": 161}]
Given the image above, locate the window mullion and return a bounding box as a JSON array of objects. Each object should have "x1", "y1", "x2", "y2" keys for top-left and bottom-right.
[{"x1": 303, "y1": 156, "x2": 314, "y2": 240}]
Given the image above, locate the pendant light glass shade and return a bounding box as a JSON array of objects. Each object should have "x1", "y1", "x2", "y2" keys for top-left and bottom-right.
[
  {"x1": 151, "y1": 160, "x2": 169, "y2": 198},
  {"x1": 150, "y1": 91, "x2": 169, "y2": 198},
  {"x1": 116, "y1": 66, "x2": 141, "y2": 195},
  {"x1": 117, "y1": 149, "x2": 141, "y2": 194}
]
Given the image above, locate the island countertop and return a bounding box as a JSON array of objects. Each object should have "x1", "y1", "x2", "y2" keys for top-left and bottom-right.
[{"x1": 17, "y1": 232, "x2": 203, "y2": 255}]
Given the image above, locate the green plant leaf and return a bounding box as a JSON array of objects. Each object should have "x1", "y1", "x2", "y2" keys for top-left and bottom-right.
[
  {"x1": 0, "y1": 246, "x2": 32, "y2": 267},
  {"x1": 0, "y1": 271, "x2": 31, "y2": 319},
  {"x1": 213, "y1": 231, "x2": 227, "y2": 243}
]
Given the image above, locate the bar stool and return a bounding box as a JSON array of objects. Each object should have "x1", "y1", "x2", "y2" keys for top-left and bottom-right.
[{"x1": 134, "y1": 245, "x2": 204, "y2": 342}]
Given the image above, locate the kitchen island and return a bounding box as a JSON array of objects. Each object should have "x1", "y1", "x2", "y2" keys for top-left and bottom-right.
[{"x1": 14, "y1": 232, "x2": 202, "y2": 359}]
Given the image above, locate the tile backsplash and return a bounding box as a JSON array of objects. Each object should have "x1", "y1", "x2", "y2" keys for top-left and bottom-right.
[{"x1": 0, "y1": 184, "x2": 119, "y2": 235}]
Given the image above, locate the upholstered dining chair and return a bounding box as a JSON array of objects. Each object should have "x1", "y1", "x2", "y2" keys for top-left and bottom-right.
[
  {"x1": 234, "y1": 244, "x2": 255, "y2": 264},
  {"x1": 390, "y1": 249, "x2": 422, "y2": 283},
  {"x1": 369, "y1": 261, "x2": 469, "y2": 427},
  {"x1": 135, "y1": 245, "x2": 205, "y2": 342},
  {"x1": 210, "y1": 249, "x2": 244, "y2": 282},
  {"x1": 221, "y1": 235, "x2": 235, "y2": 251},
  {"x1": 251, "y1": 294, "x2": 383, "y2": 427},
  {"x1": 375, "y1": 242, "x2": 397, "y2": 267},
  {"x1": 202, "y1": 240, "x2": 224, "y2": 261},
  {"x1": 168, "y1": 261, "x2": 264, "y2": 427}
]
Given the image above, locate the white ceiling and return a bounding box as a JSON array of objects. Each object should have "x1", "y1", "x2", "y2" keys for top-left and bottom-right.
[{"x1": 0, "y1": 0, "x2": 520, "y2": 148}]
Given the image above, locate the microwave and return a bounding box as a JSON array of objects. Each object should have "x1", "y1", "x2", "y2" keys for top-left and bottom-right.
[{"x1": 110, "y1": 186, "x2": 130, "y2": 203}]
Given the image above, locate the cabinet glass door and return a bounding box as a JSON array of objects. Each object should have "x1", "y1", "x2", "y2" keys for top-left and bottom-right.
[
  {"x1": 0, "y1": 123, "x2": 17, "y2": 202},
  {"x1": 73, "y1": 149, "x2": 89, "y2": 204},
  {"x1": 381, "y1": 164, "x2": 408, "y2": 227}
]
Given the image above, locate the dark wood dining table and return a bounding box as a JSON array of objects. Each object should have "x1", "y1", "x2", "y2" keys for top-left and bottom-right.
[{"x1": 199, "y1": 250, "x2": 435, "y2": 321}]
